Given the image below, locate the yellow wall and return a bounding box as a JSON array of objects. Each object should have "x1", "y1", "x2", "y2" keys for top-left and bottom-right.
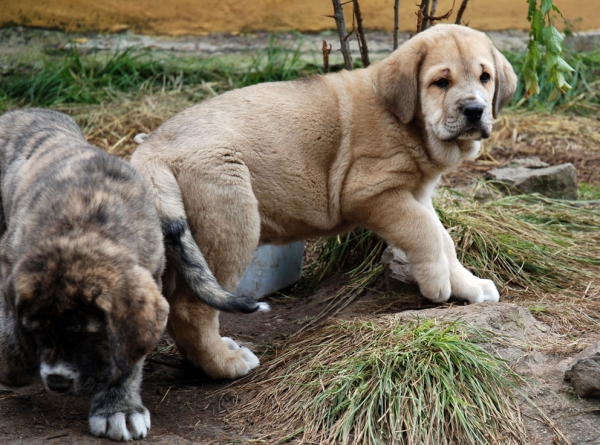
[{"x1": 3, "y1": 0, "x2": 598, "y2": 35}]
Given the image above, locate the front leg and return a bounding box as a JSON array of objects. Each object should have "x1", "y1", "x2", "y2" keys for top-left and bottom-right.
[
  {"x1": 437, "y1": 220, "x2": 500, "y2": 303},
  {"x1": 364, "y1": 190, "x2": 452, "y2": 303},
  {"x1": 88, "y1": 361, "x2": 151, "y2": 441}
]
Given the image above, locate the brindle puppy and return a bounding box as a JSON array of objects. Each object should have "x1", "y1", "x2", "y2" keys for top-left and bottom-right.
[{"x1": 0, "y1": 109, "x2": 265, "y2": 441}]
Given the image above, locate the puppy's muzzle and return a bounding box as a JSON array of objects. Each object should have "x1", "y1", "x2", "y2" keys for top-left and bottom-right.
[{"x1": 45, "y1": 373, "x2": 73, "y2": 393}]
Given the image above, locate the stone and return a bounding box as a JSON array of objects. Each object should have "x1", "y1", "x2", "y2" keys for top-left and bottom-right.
[
  {"x1": 564, "y1": 339, "x2": 600, "y2": 398},
  {"x1": 483, "y1": 162, "x2": 578, "y2": 200},
  {"x1": 504, "y1": 157, "x2": 549, "y2": 169},
  {"x1": 564, "y1": 355, "x2": 600, "y2": 398},
  {"x1": 380, "y1": 246, "x2": 420, "y2": 295}
]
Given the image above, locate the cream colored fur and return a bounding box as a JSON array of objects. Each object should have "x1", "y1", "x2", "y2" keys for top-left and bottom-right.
[{"x1": 131, "y1": 24, "x2": 517, "y2": 379}]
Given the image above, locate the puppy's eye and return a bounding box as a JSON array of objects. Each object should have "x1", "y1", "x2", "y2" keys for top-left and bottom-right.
[
  {"x1": 433, "y1": 78, "x2": 449, "y2": 88},
  {"x1": 480, "y1": 73, "x2": 491, "y2": 83}
]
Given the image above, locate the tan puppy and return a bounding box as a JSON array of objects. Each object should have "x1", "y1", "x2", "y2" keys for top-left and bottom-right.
[{"x1": 131, "y1": 25, "x2": 517, "y2": 380}]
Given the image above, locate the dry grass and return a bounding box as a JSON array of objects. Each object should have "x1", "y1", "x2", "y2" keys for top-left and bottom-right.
[
  {"x1": 444, "y1": 113, "x2": 600, "y2": 187},
  {"x1": 53, "y1": 85, "x2": 218, "y2": 159},
  {"x1": 230, "y1": 318, "x2": 527, "y2": 445}
]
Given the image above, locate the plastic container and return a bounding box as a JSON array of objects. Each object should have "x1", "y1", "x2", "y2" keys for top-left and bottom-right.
[{"x1": 235, "y1": 242, "x2": 304, "y2": 299}]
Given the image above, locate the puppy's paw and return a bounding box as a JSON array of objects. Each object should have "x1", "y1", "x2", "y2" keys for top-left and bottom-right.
[
  {"x1": 477, "y1": 278, "x2": 500, "y2": 303},
  {"x1": 220, "y1": 336, "x2": 260, "y2": 374},
  {"x1": 450, "y1": 269, "x2": 500, "y2": 303},
  {"x1": 89, "y1": 406, "x2": 150, "y2": 441},
  {"x1": 412, "y1": 261, "x2": 451, "y2": 303}
]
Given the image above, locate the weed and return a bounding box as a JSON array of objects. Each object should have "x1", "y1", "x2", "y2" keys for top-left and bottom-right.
[{"x1": 232, "y1": 318, "x2": 526, "y2": 445}]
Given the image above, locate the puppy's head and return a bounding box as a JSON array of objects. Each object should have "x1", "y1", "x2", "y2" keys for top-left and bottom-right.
[
  {"x1": 7, "y1": 235, "x2": 168, "y2": 395},
  {"x1": 375, "y1": 24, "x2": 517, "y2": 143}
]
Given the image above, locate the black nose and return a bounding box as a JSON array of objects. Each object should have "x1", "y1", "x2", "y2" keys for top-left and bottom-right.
[
  {"x1": 45, "y1": 374, "x2": 73, "y2": 393},
  {"x1": 463, "y1": 105, "x2": 484, "y2": 122}
]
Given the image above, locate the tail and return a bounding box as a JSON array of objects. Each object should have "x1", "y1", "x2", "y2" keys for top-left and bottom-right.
[{"x1": 135, "y1": 156, "x2": 269, "y2": 314}]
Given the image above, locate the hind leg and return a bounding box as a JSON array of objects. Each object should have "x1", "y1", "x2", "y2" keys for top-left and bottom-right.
[
  {"x1": 166, "y1": 276, "x2": 260, "y2": 379},
  {"x1": 166, "y1": 163, "x2": 262, "y2": 379}
]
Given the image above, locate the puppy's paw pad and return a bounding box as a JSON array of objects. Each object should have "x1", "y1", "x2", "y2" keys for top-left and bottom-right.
[
  {"x1": 89, "y1": 407, "x2": 150, "y2": 441},
  {"x1": 221, "y1": 336, "x2": 241, "y2": 351}
]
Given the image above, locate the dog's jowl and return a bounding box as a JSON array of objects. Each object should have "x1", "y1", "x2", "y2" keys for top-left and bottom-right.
[{"x1": 0, "y1": 108, "x2": 169, "y2": 441}]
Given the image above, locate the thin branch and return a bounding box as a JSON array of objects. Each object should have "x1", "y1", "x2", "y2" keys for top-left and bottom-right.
[
  {"x1": 352, "y1": 0, "x2": 370, "y2": 67},
  {"x1": 331, "y1": 0, "x2": 353, "y2": 71},
  {"x1": 322, "y1": 40, "x2": 332, "y2": 73},
  {"x1": 455, "y1": 0, "x2": 469, "y2": 25},
  {"x1": 393, "y1": 0, "x2": 400, "y2": 50},
  {"x1": 420, "y1": 0, "x2": 431, "y2": 31},
  {"x1": 426, "y1": 7, "x2": 454, "y2": 24},
  {"x1": 416, "y1": 8, "x2": 424, "y2": 34},
  {"x1": 429, "y1": 0, "x2": 439, "y2": 18}
]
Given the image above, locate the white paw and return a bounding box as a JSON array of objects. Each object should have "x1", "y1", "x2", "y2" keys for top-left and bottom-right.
[
  {"x1": 221, "y1": 336, "x2": 240, "y2": 350},
  {"x1": 221, "y1": 336, "x2": 260, "y2": 375},
  {"x1": 478, "y1": 278, "x2": 500, "y2": 302},
  {"x1": 451, "y1": 272, "x2": 500, "y2": 304},
  {"x1": 412, "y1": 261, "x2": 451, "y2": 303},
  {"x1": 89, "y1": 407, "x2": 150, "y2": 441}
]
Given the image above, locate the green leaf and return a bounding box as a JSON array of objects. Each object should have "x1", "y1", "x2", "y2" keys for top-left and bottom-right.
[
  {"x1": 527, "y1": 0, "x2": 537, "y2": 22},
  {"x1": 542, "y1": 25, "x2": 564, "y2": 54},
  {"x1": 551, "y1": 4, "x2": 567, "y2": 20},
  {"x1": 541, "y1": 0, "x2": 553, "y2": 15},
  {"x1": 531, "y1": 10, "x2": 545, "y2": 41}
]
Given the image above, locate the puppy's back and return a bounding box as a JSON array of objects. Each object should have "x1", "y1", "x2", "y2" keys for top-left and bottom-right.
[{"x1": 0, "y1": 108, "x2": 163, "y2": 274}]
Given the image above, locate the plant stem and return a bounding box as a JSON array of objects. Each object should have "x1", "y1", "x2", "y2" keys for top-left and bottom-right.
[
  {"x1": 331, "y1": 0, "x2": 353, "y2": 71},
  {"x1": 420, "y1": 0, "x2": 431, "y2": 31},
  {"x1": 393, "y1": 0, "x2": 400, "y2": 50},
  {"x1": 455, "y1": 0, "x2": 469, "y2": 25},
  {"x1": 352, "y1": 0, "x2": 370, "y2": 67}
]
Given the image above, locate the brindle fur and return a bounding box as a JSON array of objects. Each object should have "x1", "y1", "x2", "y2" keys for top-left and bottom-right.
[{"x1": 0, "y1": 108, "x2": 169, "y2": 441}]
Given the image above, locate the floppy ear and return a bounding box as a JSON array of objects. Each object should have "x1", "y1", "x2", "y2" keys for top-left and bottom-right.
[
  {"x1": 374, "y1": 40, "x2": 426, "y2": 124},
  {"x1": 99, "y1": 265, "x2": 169, "y2": 373},
  {"x1": 0, "y1": 273, "x2": 40, "y2": 387},
  {"x1": 491, "y1": 45, "x2": 518, "y2": 118}
]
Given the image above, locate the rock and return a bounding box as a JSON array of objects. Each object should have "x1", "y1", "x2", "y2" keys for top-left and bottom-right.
[
  {"x1": 483, "y1": 162, "x2": 578, "y2": 200},
  {"x1": 564, "y1": 339, "x2": 600, "y2": 398},
  {"x1": 564, "y1": 355, "x2": 600, "y2": 398},
  {"x1": 504, "y1": 157, "x2": 549, "y2": 169},
  {"x1": 380, "y1": 246, "x2": 420, "y2": 295}
]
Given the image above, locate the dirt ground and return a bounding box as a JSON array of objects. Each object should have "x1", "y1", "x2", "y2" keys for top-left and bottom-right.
[{"x1": 0, "y1": 28, "x2": 599, "y2": 445}]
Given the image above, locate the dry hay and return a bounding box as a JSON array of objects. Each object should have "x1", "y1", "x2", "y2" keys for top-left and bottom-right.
[
  {"x1": 53, "y1": 85, "x2": 219, "y2": 159},
  {"x1": 444, "y1": 113, "x2": 600, "y2": 187}
]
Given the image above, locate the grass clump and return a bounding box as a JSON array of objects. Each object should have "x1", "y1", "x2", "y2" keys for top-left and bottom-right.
[
  {"x1": 233, "y1": 318, "x2": 525, "y2": 445},
  {"x1": 0, "y1": 37, "x2": 312, "y2": 111},
  {"x1": 439, "y1": 189, "x2": 600, "y2": 296}
]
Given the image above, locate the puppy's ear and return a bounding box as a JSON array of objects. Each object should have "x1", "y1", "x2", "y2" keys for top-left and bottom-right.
[
  {"x1": 491, "y1": 45, "x2": 518, "y2": 118},
  {"x1": 98, "y1": 266, "x2": 169, "y2": 373},
  {"x1": 374, "y1": 40, "x2": 426, "y2": 124}
]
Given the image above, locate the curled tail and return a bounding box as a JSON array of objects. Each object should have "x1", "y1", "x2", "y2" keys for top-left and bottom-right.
[{"x1": 135, "y1": 155, "x2": 269, "y2": 314}]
